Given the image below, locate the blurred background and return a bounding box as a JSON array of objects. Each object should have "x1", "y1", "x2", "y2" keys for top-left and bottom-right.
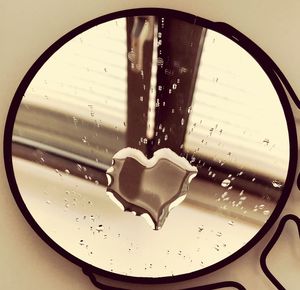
[{"x1": 1, "y1": 1, "x2": 298, "y2": 288}]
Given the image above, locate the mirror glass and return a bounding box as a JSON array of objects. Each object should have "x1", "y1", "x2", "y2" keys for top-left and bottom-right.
[{"x1": 11, "y1": 14, "x2": 289, "y2": 278}]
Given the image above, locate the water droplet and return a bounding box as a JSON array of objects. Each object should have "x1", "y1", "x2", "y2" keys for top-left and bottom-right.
[
  {"x1": 263, "y1": 210, "x2": 270, "y2": 215},
  {"x1": 164, "y1": 134, "x2": 168, "y2": 141},
  {"x1": 240, "y1": 196, "x2": 247, "y2": 201},
  {"x1": 96, "y1": 225, "x2": 103, "y2": 232},
  {"x1": 65, "y1": 169, "x2": 70, "y2": 174},
  {"x1": 181, "y1": 118, "x2": 185, "y2": 126},
  {"x1": 139, "y1": 96, "x2": 143, "y2": 102},
  {"x1": 221, "y1": 179, "x2": 231, "y2": 187},
  {"x1": 228, "y1": 220, "x2": 234, "y2": 226},
  {"x1": 187, "y1": 106, "x2": 192, "y2": 114},
  {"x1": 263, "y1": 138, "x2": 270, "y2": 145},
  {"x1": 127, "y1": 50, "x2": 136, "y2": 63},
  {"x1": 259, "y1": 204, "x2": 265, "y2": 210},
  {"x1": 216, "y1": 232, "x2": 222, "y2": 237},
  {"x1": 79, "y1": 239, "x2": 84, "y2": 246},
  {"x1": 172, "y1": 83, "x2": 177, "y2": 90},
  {"x1": 272, "y1": 180, "x2": 283, "y2": 188},
  {"x1": 221, "y1": 192, "x2": 228, "y2": 198},
  {"x1": 157, "y1": 57, "x2": 164, "y2": 66},
  {"x1": 95, "y1": 180, "x2": 99, "y2": 185},
  {"x1": 45, "y1": 200, "x2": 51, "y2": 204},
  {"x1": 82, "y1": 136, "x2": 87, "y2": 143}
]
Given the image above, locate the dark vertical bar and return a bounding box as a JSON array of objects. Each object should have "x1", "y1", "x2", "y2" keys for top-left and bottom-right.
[
  {"x1": 151, "y1": 16, "x2": 206, "y2": 155},
  {"x1": 126, "y1": 16, "x2": 154, "y2": 157}
]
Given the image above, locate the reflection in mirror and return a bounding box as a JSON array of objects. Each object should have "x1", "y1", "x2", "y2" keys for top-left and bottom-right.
[{"x1": 12, "y1": 15, "x2": 289, "y2": 278}]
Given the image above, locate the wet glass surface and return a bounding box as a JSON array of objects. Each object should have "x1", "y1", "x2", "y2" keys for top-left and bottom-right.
[{"x1": 11, "y1": 15, "x2": 289, "y2": 277}]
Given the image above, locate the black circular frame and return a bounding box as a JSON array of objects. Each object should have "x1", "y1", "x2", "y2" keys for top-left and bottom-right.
[{"x1": 3, "y1": 7, "x2": 298, "y2": 288}]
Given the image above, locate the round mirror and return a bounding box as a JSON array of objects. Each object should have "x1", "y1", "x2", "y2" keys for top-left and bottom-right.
[{"x1": 5, "y1": 8, "x2": 296, "y2": 282}]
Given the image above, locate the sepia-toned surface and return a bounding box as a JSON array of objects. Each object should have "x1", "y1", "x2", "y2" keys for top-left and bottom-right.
[{"x1": 1, "y1": 1, "x2": 300, "y2": 289}]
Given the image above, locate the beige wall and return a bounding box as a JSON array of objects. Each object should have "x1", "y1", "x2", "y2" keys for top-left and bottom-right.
[{"x1": 1, "y1": 1, "x2": 299, "y2": 289}]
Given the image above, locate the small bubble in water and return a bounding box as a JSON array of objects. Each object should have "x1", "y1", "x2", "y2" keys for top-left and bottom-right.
[
  {"x1": 77, "y1": 164, "x2": 82, "y2": 171},
  {"x1": 95, "y1": 180, "x2": 99, "y2": 185},
  {"x1": 65, "y1": 169, "x2": 70, "y2": 174},
  {"x1": 164, "y1": 134, "x2": 168, "y2": 141},
  {"x1": 79, "y1": 239, "x2": 84, "y2": 246},
  {"x1": 263, "y1": 210, "x2": 270, "y2": 215},
  {"x1": 172, "y1": 83, "x2": 177, "y2": 90},
  {"x1": 258, "y1": 204, "x2": 265, "y2": 209},
  {"x1": 187, "y1": 106, "x2": 192, "y2": 114},
  {"x1": 45, "y1": 200, "x2": 51, "y2": 204},
  {"x1": 82, "y1": 136, "x2": 87, "y2": 143},
  {"x1": 139, "y1": 96, "x2": 143, "y2": 102},
  {"x1": 181, "y1": 118, "x2": 185, "y2": 126},
  {"x1": 228, "y1": 220, "x2": 234, "y2": 226},
  {"x1": 272, "y1": 180, "x2": 283, "y2": 188},
  {"x1": 221, "y1": 179, "x2": 231, "y2": 187},
  {"x1": 216, "y1": 232, "x2": 222, "y2": 237}
]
